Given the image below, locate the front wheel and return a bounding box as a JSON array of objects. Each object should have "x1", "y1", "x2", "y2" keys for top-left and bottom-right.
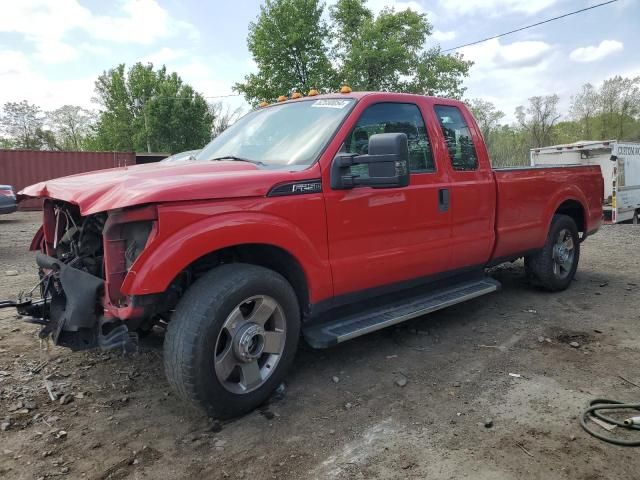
[
  {"x1": 163, "y1": 264, "x2": 300, "y2": 419},
  {"x1": 525, "y1": 214, "x2": 580, "y2": 292}
]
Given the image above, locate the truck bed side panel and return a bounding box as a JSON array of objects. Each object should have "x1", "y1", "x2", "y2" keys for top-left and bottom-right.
[{"x1": 492, "y1": 166, "x2": 602, "y2": 260}]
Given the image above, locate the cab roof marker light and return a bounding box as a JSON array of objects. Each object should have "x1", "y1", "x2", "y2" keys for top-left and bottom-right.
[
  {"x1": 308, "y1": 87, "x2": 319, "y2": 96},
  {"x1": 277, "y1": 95, "x2": 287, "y2": 102},
  {"x1": 340, "y1": 85, "x2": 352, "y2": 94}
]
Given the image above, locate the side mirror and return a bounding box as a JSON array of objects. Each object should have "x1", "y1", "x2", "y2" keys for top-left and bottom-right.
[{"x1": 331, "y1": 133, "x2": 410, "y2": 190}]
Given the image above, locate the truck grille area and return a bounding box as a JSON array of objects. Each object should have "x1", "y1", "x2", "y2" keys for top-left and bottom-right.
[
  {"x1": 45, "y1": 200, "x2": 107, "y2": 279},
  {"x1": 13, "y1": 201, "x2": 159, "y2": 352}
]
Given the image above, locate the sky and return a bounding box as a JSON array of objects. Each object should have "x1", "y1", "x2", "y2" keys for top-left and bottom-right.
[{"x1": 0, "y1": 0, "x2": 638, "y2": 123}]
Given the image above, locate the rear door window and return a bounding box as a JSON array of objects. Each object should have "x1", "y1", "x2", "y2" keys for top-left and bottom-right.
[{"x1": 434, "y1": 105, "x2": 478, "y2": 171}]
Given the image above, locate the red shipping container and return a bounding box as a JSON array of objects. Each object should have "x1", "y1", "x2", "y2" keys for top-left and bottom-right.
[{"x1": 0, "y1": 150, "x2": 135, "y2": 210}]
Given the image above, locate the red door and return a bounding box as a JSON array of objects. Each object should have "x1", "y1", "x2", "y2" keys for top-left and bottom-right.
[
  {"x1": 431, "y1": 103, "x2": 496, "y2": 269},
  {"x1": 322, "y1": 100, "x2": 452, "y2": 298}
]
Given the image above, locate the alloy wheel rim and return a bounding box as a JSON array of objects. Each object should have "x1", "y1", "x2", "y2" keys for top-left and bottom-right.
[
  {"x1": 214, "y1": 295, "x2": 286, "y2": 394},
  {"x1": 552, "y1": 228, "x2": 575, "y2": 279}
]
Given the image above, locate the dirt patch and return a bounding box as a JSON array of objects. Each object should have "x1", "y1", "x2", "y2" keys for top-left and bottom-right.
[
  {"x1": 555, "y1": 331, "x2": 594, "y2": 346},
  {"x1": 1, "y1": 212, "x2": 640, "y2": 479}
]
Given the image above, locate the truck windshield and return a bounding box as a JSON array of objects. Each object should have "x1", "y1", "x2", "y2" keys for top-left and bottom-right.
[{"x1": 196, "y1": 98, "x2": 355, "y2": 167}]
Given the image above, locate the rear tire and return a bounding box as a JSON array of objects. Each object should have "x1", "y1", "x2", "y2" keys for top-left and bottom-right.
[
  {"x1": 163, "y1": 264, "x2": 300, "y2": 419},
  {"x1": 525, "y1": 214, "x2": 580, "y2": 292}
]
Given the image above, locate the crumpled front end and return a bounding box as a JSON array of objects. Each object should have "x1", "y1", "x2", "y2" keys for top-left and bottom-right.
[{"x1": 2, "y1": 200, "x2": 162, "y2": 351}]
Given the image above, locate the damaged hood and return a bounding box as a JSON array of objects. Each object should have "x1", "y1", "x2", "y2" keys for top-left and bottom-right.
[{"x1": 19, "y1": 160, "x2": 292, "y2": 215}]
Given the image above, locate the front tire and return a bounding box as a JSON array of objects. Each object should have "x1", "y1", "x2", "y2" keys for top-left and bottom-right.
[
  {"x1": 525, "y1": 214, "x2": 580, "y2": 292},
  {"x1": 164, "y1": 264, "x2": 300, "y2": 419}
]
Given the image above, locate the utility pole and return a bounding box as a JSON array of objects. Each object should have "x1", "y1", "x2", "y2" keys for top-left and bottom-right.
[
  {"x1": 134, "y1": 98, "x2": 152, "y2": 153},
  {"x1": 143, "y1": 104, "x2": 151, "y2": 153}
]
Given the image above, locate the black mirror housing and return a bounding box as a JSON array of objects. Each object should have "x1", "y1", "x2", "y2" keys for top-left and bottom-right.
[{"x1": 331, "y1": 133, "x2": 410, "y2": 190}]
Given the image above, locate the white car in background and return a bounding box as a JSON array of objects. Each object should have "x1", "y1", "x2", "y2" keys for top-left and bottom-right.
[{"x1": 161, "y1": 149, "x2": 201, "y2": 163}]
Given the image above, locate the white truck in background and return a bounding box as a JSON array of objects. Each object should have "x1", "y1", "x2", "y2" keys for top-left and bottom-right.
[{"x1": 531, "y1": 140, "x2": 640, "y2": 224}]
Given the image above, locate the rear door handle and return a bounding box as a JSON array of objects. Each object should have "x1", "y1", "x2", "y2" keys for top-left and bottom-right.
[{"x1": 438, "y1": 188, "x2": 450, "y2": 212}]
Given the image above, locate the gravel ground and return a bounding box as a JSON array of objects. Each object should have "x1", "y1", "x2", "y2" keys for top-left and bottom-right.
[{"x1": 1, "y1": 211, "x2": 639, "y2": 479}]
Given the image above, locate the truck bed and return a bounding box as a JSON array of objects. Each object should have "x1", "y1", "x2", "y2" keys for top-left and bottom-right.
[{"x1": 491, "y1": 165, "x2": 603, "y2": 260}]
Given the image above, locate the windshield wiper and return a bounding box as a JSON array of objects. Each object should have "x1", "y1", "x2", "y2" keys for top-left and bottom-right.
[{"x1": 210, "y1": 155, "x2": 266, "y2": 166}]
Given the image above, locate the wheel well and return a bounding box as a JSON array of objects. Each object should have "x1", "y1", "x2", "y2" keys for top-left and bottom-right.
[
  {"x1": 555, "y1": 200, "x2": 585, "y2": 233},
  {"x1": 172, "y1": 244, "x2": 310, "y2": 315}
]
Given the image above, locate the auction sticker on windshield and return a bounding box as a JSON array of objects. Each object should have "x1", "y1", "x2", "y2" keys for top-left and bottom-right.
[{"x1": 311, "y1": 99, "x2": 351, "y2": 109}]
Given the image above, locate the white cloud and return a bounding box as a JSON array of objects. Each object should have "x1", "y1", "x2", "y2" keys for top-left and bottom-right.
[
  {"x1": 459, "y1": 38, "x2": 559, "y2": 122},
  {"x1": 437, "y1": 0, "x2": 557, "y2": 16},
  {"x1": 569, "y1": 40, "x2": 623, "y2": 63},
  {"x1": 0, "y1": 48, "x2": 248, "y2": 115},
  {"x1": 461, "y1": 38, "x2": 552, "y2": 72},
  {"x1": 0, "y1": 0, "x2": 196, "y2": 65},
  {"x1": 142, "y1": 57, "x2": 249, "y2": 112},
  {"x1": 0, "y1": 50, "x2": 95, "y2": 110},
  {"x1": 141, "y1": 48, "x2": 188, "y2": 66},
  {"x1": 432, "y1": 30, "x2": 456, "y2": 42},
  {"x1": 89, "y1": 0, "x2": 198, "y2": 45}
]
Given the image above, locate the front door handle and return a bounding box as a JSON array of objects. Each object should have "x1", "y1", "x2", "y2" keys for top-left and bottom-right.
[{"x1": 438, "y1": 188, "x2": 450, "y2": 212}]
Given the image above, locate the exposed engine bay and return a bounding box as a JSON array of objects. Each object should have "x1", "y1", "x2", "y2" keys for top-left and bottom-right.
[
  {"x1": 4, "y1": 201, "x2": 159, "y2": 352},
  {"x1": 51, "y1": 203, "x2": 106, "y2": 277},
  {"x1": 1, "y1": 200, "x2": 221, "y2": 352}
]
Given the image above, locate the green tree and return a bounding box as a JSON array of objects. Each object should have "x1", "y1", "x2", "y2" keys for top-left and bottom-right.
[
  {"x1": 234, "y1": 0, "x2": 335, "y2": 105},
  {"x1": 0, "y1": 100, "x2": 45, "y2": 149},
  {"x1": 331, "y1": 0, "x2": 471, "y2": 97},
  {"x1": 46, "y1": 105, "x2": 96, "y2": 150},
  {"x1": 93, "y1": 63, "x2": 213, "y2": 153},
  {"x1": 209, "y1": 101, "x2": 244, "y2": 138},
  {"x1": 0, "y1": 136, "x2": 15, "y2": 149},
  {"x1": 597, "y1": 76, "x2": 640, "y2": 140},
  {"x1": 490, "y1": 125, "x2": 530, "y2": 167},
  {"x1": 463, "y1": 99, "x2": 530, "y2": 167},
  {"x1": 569, "y1": 83, "x2": 598, "y2": 139},
  {"x1": 466, "y1": 98, "x2": 504, "y2": 148},
  {"x1": 235, "y1": 0, "x2": 472, "y2": 104},
  {"x1": 516, "y1": 95, "x2": 561, "y2": 148}
]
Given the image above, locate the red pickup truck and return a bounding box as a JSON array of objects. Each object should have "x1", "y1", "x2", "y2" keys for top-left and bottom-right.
[{"x1": 5, "y1": 92, "x2": 602, "y2": 419}]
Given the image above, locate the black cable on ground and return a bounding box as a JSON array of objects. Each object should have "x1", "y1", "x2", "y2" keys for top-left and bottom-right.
[{"x1": 580, "y1": 398, "x2": 640, "y2": 446}]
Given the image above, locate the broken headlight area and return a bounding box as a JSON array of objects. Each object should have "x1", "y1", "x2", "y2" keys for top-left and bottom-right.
[{"x1": 3, "y1": 202, "x2": 158, "y2": 352}]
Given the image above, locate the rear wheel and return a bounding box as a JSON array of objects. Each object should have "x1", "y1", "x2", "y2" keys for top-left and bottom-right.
[
  {"x1": 163, "y1": 264, "x2": 300, "y2": 419},
  {"x1": 525, "y1": 214, "x2": 580, "y2": 292}
]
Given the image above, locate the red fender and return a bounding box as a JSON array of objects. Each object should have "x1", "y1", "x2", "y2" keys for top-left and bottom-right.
[{"x1": 121, "y1": 209, "x2": 333, "y2": 304}]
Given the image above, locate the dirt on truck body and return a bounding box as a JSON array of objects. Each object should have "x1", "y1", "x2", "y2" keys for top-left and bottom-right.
[{"x1": 2, "y1": 92, "x2": 603, "y2": 420}]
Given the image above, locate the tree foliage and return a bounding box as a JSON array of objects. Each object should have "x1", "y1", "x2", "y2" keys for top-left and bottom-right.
[
  {"x1": 209, "y1": 102, "x2": 244, "y2": 139},
  {"x1": 0, "y1": 100, "x2": 45, "y2": 150},
  {"x1": 569, "y1": 83, "x2": 598, "y2": 139},
  {"x1": 235, "y1": 0, "x2": 472, "y2": 104},
  {"x1": 47, "y1": 105, "x2": 97, "y2": 151},
  {"x1": 515, "y1": 95, "x2": 561, "y2": 148},
  {"x1": 234, "y1": 0, "x2": 335, "y2": 105},
  {"x1": 93, "y1": 63, "x2": 213, "y2": 153},
  {"x1": 468, "y1": 76, "x2": 640, "y2": 168},
  {"x1": 566, "y1": 76, "x2": 640, "y2": 142},
  {"x1": 331, "y1": 0, "x2": 471, "y2": 96},
  {"x1": 467, "y1": 98, "x2": 504, "y2": 150}
]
